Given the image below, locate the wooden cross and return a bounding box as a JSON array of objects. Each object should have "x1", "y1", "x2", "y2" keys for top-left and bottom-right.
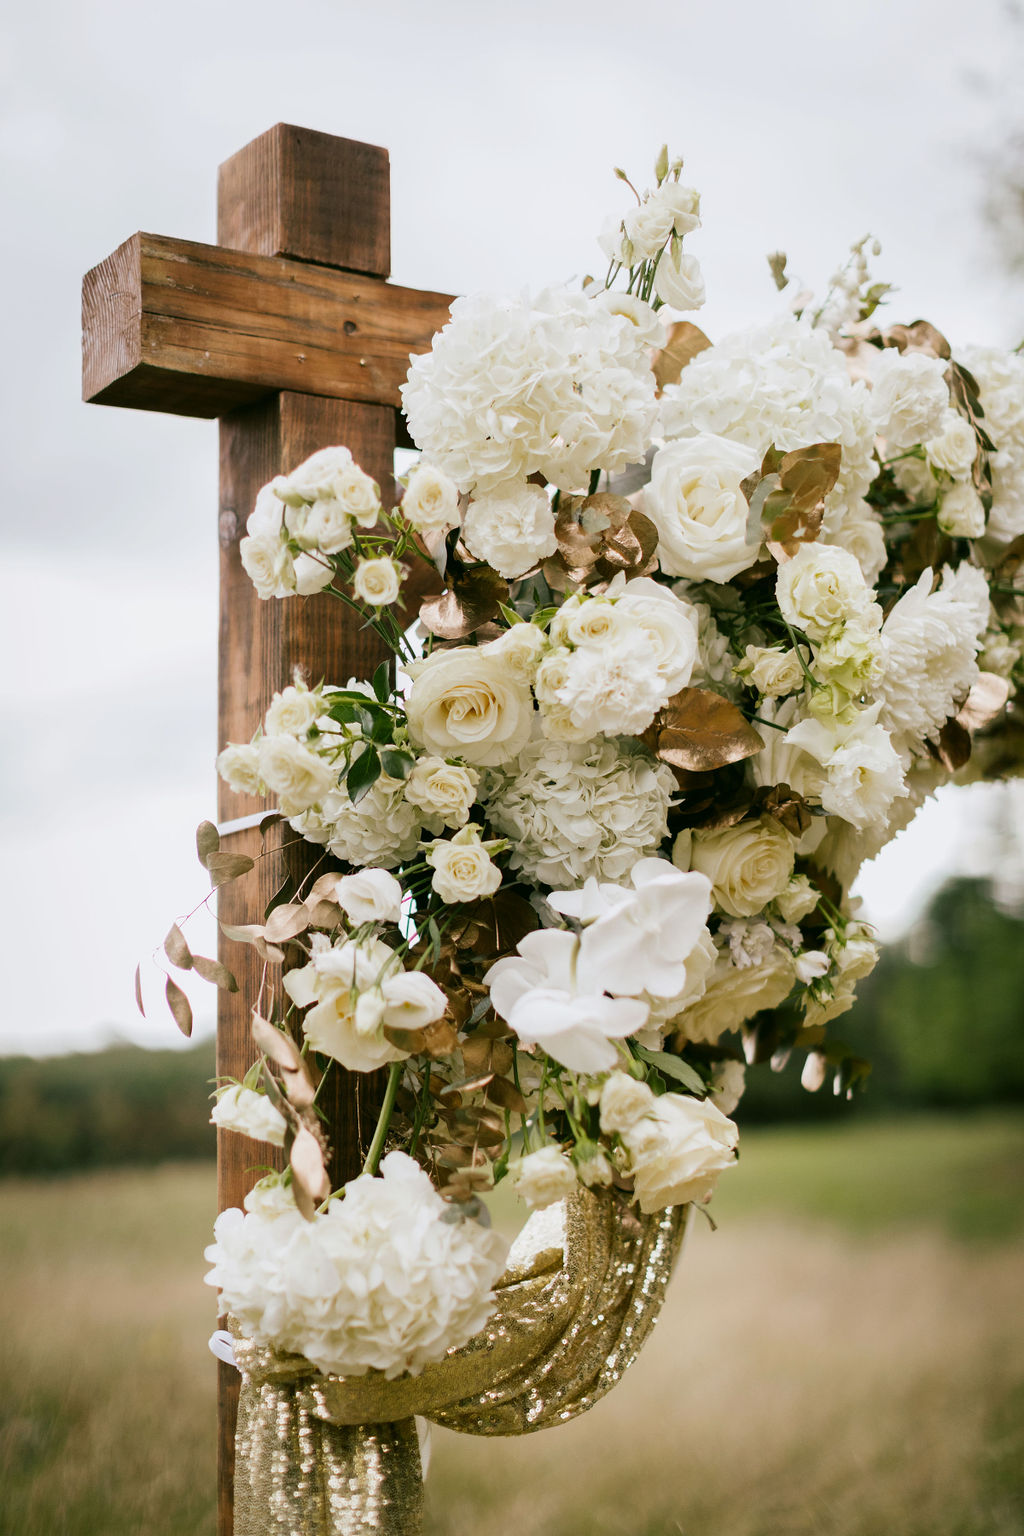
[{"x1": 81, "y1": 123, "x2": 453, "y2": 1534}]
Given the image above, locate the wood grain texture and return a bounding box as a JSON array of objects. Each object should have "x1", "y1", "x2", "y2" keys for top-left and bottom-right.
[
  {"x1": 82, "y1": 232, "x2": 453, "y2": 417},
  {"x1": 218, "y1": 123, "x2": 391, "y2": 277}
]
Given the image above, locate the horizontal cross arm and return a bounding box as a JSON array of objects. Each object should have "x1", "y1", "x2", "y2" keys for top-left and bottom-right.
[{"x1": 82, "y1": 232, "x2": 453, "y2": 419}]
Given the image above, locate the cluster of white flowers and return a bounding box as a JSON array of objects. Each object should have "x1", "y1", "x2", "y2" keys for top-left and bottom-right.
[
  {"x1": 239, "y1": 447, "x2": 382, "y2": 599},
  {"x1": 877, "y1": 566, "x2": 986, "y2": 758},
  {"x1": 598, "y1": 1073, "x2": 739, "y2": 1212},
  {"x1": 401, "y1": 287, "x2": 659, "y2": 494},
  {"x1": 484, "y1": 736, "x2": 675, "y2": 889},
  {"x1": 960, "y1": 346, "x2": 1024, "y2": 542},
  {"x1": 205, "y1": 1154, "x2": 508, "y2": 1378}
]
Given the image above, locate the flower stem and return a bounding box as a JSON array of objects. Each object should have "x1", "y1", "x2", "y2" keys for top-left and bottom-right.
[{"x1": 362, "y1": 1060, "x2": 403, "y2": 1175}]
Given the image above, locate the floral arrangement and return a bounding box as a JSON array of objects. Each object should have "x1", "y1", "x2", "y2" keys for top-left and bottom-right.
[{"x1": 164, "y1": 147, "x2": 1024, "y2": 1383}]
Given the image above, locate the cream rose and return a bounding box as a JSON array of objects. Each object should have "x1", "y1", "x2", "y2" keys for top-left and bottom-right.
[
  {"x1": 645, "y1": 434, "x2": 761, "y2": 582},
  {"x1": 332, "y1": 868, "x2": 404, "y2": 926},
  {"x1": 925, "y1": 411, "x2": 977, "y2": 478},
  {"x1": 286, "y1": 497, "x2": 353, "y2": 556},
  {"x1": 264, "y1": 684, "x2": 322, "y2": 739},
  {"x1": 217, "y1": 742, "x2": 261, "y2": 796},
  {"x1": 240, "y1": 531, "x2": 295, "y2": 599},
  {"x1": 406, "y1": 648, "x2": 534, "y2": 766},
  {"x1": 353, "y1": 557, "x2": 402, "y2": 606},
  {"x1": 775, "y1": 542, "x2": 873, "y2": 640},
  {"x1": 402, "y1": 756, "x2": 479, "y2": 830},
  {"x1": 461, "y1": 480, "x2": 558, "y2": 579},
  {"x1": 273, "y1": 446, "x2": 355, "y2": 506},
  {"x1": 937, "y1": 481, "x2": 986, "y2": 538},
  {"x1": 674, "y1": 947, "x2": 797, "y2": 1044},
  {"x1": 507, "y1": 1146, "x2": 578, "y2": 1210},
  {"x1": 621, "y1": 1093, "x2": 739, "y2": 1212},
  {"x1": 401, "y1": 462, "x2": 461, "y2": 533},
  {"x1": 332, "y1": 463, "x2": 381, "y2": 527},
  {"x1": 688, "y1": 818, "x2": 795, "y2": 918},
  {"x1": 426, "y1": 825, "x2": 503, "y2": 904},
  {"x1": 735, "y1": 645, "x2": 805, "y2": 698},
  {"x1": 257, "y1": 734, "x2": 336, "y2": 815},
  {"x1": 599, "y1": 1071, "x2": 656, "y2": 1135}
]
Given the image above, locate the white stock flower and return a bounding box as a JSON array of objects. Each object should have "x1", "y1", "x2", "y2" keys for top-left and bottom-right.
[
  {"x1": 257, "y1": 734, "x2": 337, "y2": 816},
  {"x1": 877, "y1": 569, "x2": 984, "y2": 752},
  {"x1": 644, "y1": 434, "x2": 761, "y2": 582},
  {"x1": 869, "y1": 350, "x2": 949, "y2": 447},
  {"x1": 785, "y1": 705, "x2": 906, "y2": 831},
  {"x1": 217, "y1": 742, "x2": 262, "y2": 796},
  {"x1": 402, "y1": 287, "x2": 658, "y2": 494},
  {"x1": 959, "y1": 346, "x2": 1024, "y2": 541},
  {"x1": 406, "y1": 648, "x2": 535, "y2": 767},
  {"x1": 775, "y1": 542, "x2": 875, "y2": 641},
  {"x1": 401, "y1": 462, "x2": 461, "y2": 534},
  {"x1": 332, "y1": 868, "x2": 404, "y2": 926},
  {"x1": 485, "y1": 929, "x2": 649, "y2": 1074},
  {"x1": 461, "y1": 481, "x2": 558, "y2": 578},
  {"x1": 550, "y1": 858, "x2": 713, "y2": 1000},
  {"x1": 507, "y1": 1146, "x2": 577, "y2": 1210},
  {"x1": 688, "y1": 819, "x2": 796, "y2": 918},
  {"x1": 483, "y1": 736, "x2": 675, "y2": 889},
  {"x1": 924, "y1": 411, "x2": 977, "y2": 479},
  {"x1": 353, "y1": 557, "x2": 402, "y2": 606},
  {"x1": 210, "y1": 1085, "x2": 287, "y2": 1146},
  {"x1": 620, "y1": 1093, "x2": 739, "y2": 1212},
  {"x1": 426, "y1": 826, "x2": 503, "y2": 904},
  {"x1": 204, "y1": 1151, "x2": 508, "y2": 1379},
  {"x1": 653, "y1": 249, "x2": 706, "y2": 311},
  {"x1": 403, "y1": 757, "x2": 479, "y2": 831},
  {"x1": 937, "y1": 482, "x2": 986, "y2": 538}
]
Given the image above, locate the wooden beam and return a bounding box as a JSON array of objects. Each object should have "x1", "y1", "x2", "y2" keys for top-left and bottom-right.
[{"x1": 82, "y1": 232, "x2": 453, "y2": 418}]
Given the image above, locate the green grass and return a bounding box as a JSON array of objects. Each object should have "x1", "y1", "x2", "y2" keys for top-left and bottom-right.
[{"x1": 1, "y1": 1116, "x2": 1022, "y2": 1536}]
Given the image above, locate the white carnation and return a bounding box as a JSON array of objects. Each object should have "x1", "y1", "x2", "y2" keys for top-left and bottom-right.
[
  {"x1": 205, "y1": 1152, "x2": 508, "y2": 1379},
  {"x1": 877, "y1": 569, "x2": 984, "y2": 752},
  {"x1": 462, "y1": 481, "x2": 558, "y2": 578},
  {"x1": 785, "y1": 705, "x2": 907, "y2": 831},
  {"x1": 402, "y1": 287, "x2": 658, "y2": 494},
  {"x1": 483, "y1": 736, "x2": 675, "y2": 889}
]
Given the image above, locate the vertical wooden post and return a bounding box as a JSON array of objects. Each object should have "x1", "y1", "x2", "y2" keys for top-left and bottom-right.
[{"x1": 214, "y1": 127, "x2": 395, "y2": 1536}]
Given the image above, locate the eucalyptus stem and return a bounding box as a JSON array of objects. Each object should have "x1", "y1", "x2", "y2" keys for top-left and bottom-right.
[{"x1": 362, "y1": 1060, "x2": 403, "y2": 1175}]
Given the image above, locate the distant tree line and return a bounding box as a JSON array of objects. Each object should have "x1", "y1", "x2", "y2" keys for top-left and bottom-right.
[{"x1": 0, "y1": 877, "x2": 1021, "y2": 1175}]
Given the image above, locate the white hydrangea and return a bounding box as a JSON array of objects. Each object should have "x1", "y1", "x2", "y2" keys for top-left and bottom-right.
[
  {"x1": 959, "y1": 346, "x2": 1024, "y2": 541},
  {"x1": 204, "y1": 1153, "x2": 508, "y2": 1379},
  {"x1": 869, "y1": 349, "x2": 950, "y2": 448},
  {"x1": 290, "y1": 773, "x2": 423, "y2": 870},
  {"x1": 401, "y1": 287, "x2": 658, "y2": 494},
  {"x1": 877, "y1": 568, "x2": 985, "y2": 753},
  {"x1": 483, "y1": 737, "x2": 675, "y2": 888},
  {"x1": 659, "y1": 315, "x2": 878, "y2": 537}
]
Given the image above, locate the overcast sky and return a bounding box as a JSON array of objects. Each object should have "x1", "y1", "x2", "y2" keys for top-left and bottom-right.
[{"x1": 2, "y1": 0, "x2": 1023, "y2": 1055}]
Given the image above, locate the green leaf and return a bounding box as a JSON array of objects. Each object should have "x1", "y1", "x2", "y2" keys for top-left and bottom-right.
[
  {"x1": 635, "y1": 1044, "x2": 706, "y2": 1095},
  {"x1": 380, "y1": 749, "x2": 413, "y2": 779},
  {"x1": 371, "y1": 660, "x2": 391, "y2": 703},
  {"x1": 368, "y1": 709, "x2": 393, "y2": 745},
  {"x1": 346, "y1": 747, "x2": 381, "y2": 805},
  {"x1": 497, "y1": 602, "x2": 524, "y2": 628}
]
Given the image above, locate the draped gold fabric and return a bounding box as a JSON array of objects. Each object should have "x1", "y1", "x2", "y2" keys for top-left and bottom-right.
[{"x1": 230, "y1": 1189, "x2": 689, "y2": 1535}]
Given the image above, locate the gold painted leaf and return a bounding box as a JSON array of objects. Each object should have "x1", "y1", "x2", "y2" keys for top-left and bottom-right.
[
  {"x1": 928, "y1": 717, "x2": 972, "y2": 772},
  {"x1": 165, "y1": 976, "x2": 193, "y2": 1038},
  {"x1": 205, "y1": 851, "x2": 255, "y2": 888},
  {"x1": 163, "y1": 922, "x2": 192, "y2": 971},
  {"x1": 420, "y1": 566, "x2": 510, "y2": 640},
  {"x1": 252, "y1": 1014, "x2": 304, "y2": 1072},
  {"x1": 289, "y1": 1126, "x2": 330, "y2": 1221},
  {"x1": 384, "y1": 1015, "x2": 460, "y2": 1060},
  {"x1": 190, "y1": 955, "x2": 238, "y2": 992},
  {"x1": 652, "y1": 321, "x2": 713, "y2": 392},
  {"x1": 956, "y1": 672, "x2": 1010, "y2": 733},
  {"x1": 264, "y1": 902, "x2": 311, "y2": 943},
  {"x1": 195, "y1": 820, "x2": 220, "y2": 868},
  {"x1": 304, "y1": 898, "x2": 345, "y2": 930},
  {"x1": 644, "y1": 688, "x2": 764, "y2": 773}
]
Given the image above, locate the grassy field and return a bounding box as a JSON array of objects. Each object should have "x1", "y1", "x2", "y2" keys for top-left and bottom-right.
[{"x1": 1, "y1": 1115, "x2": 1022, "y2": 1536}]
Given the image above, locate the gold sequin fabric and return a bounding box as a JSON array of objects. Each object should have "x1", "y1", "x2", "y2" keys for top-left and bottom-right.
[{"x1": 230, "y1": 1189, "x2": 688, "y2": 1534}]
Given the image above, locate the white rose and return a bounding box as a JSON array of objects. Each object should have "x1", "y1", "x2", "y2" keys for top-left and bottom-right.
[
  {"x1": 507, "y1": 1146, "x2": 577, "y2": 1210},
  {"x1": 774, "y1": 874, "x2": 820, "y2": 924},
  {"x1": 264, "y1": 684, "x2": 322, "y2": 738},
  {"x1": 675, "y1": 946, "x2": 797, "y2": 1045},
  {"x1": 623, "y1": 196, "x2": 676, "y2": 258},
  {"x1": 735, "y1": 645, "x2": 805, "y2": 698},
  {"x1": 332, "y1": 463, "x2": 381, "y2": 528},
  {"x1": 286, "y1": 497, "x2": 354, "y2": 557},
  {"x1": 426, "y1": 825, "x2": 503, "y2": 904},
  {"x1": 688, "y1": 818, "x2": 795, "y2": 918},
  {"x1": 775, "y1": 542, "x2": 874, "y2": 640},
  {"x1": 653, "y1": 249, "x2": 706, "y2": 312},
  {"x1": 575, "y1": 1145, "x2": 615, "y2": 1188},
  {"x1": 353, "y1": 557, "x2": 402, "y2": 606},
  {"x1": 925, "y1": 411, "x2": 977, "y2": 478},
  {"x1": 210, "y1": 1085, "x2": 287, "y2": 1146},
  {"x1": 613, "y1": 577, "x2": 700, "y2": 696},
  {"x1": 292, "y1": 552, "x2": 335, "y2": 596},
  {"x1": 461, "y1": 481, "x2": 558, "y2": 579},
  {"x1": 217, "y1": 742, "x2": 261, "y2": 796},
  {"x1": 240, "y1": 530, "x2": 294, "y2": 599},
  {"x1": 937, "y1": 481, "x2": 986, "y2": 538},
  {"x1": 481, "y1": 622, "x2": 548, "y2": 682},
  {"x1": 645, "y1": 434, "x2": 761, "y2": 582},
  {"x1": 273, "y1": 446, "x2": 354, "y2": 506},
  {"x1": 549, "y1": 594, "x2": 622, "y2": 649},
  {"x1": 622, "y1": 1093, "x2": 739, "y2": 1212},
  {"x1": 870, "y1": 350, "x2": 949, "y2": 447},
  {"x1": 592, "y1": 291, "x2": 667, "y2": 347},
  {"x1": 332, "y1": 868, "x2": 404, "y2": 925},
  {"x1": 403, "y1": 757, "x2": 479, "y2": 830},
  {"x1": 599, "y1": 1071, "x2": 656, "y2": 1134},
  {"x1": 257, "y1": 734, "x2": 336, "y2": 815},
  {"x1": 401, "y1": 462, "x2": 461, "y2": 534},
  {"x1": 406, "y1": 647, "x2": 535, "y2": 766}
]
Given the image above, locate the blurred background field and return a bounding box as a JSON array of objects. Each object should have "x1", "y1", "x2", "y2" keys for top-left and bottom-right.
[{"x1": 1, "y1": 876, "x2": 1023, "y2": 1535}]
